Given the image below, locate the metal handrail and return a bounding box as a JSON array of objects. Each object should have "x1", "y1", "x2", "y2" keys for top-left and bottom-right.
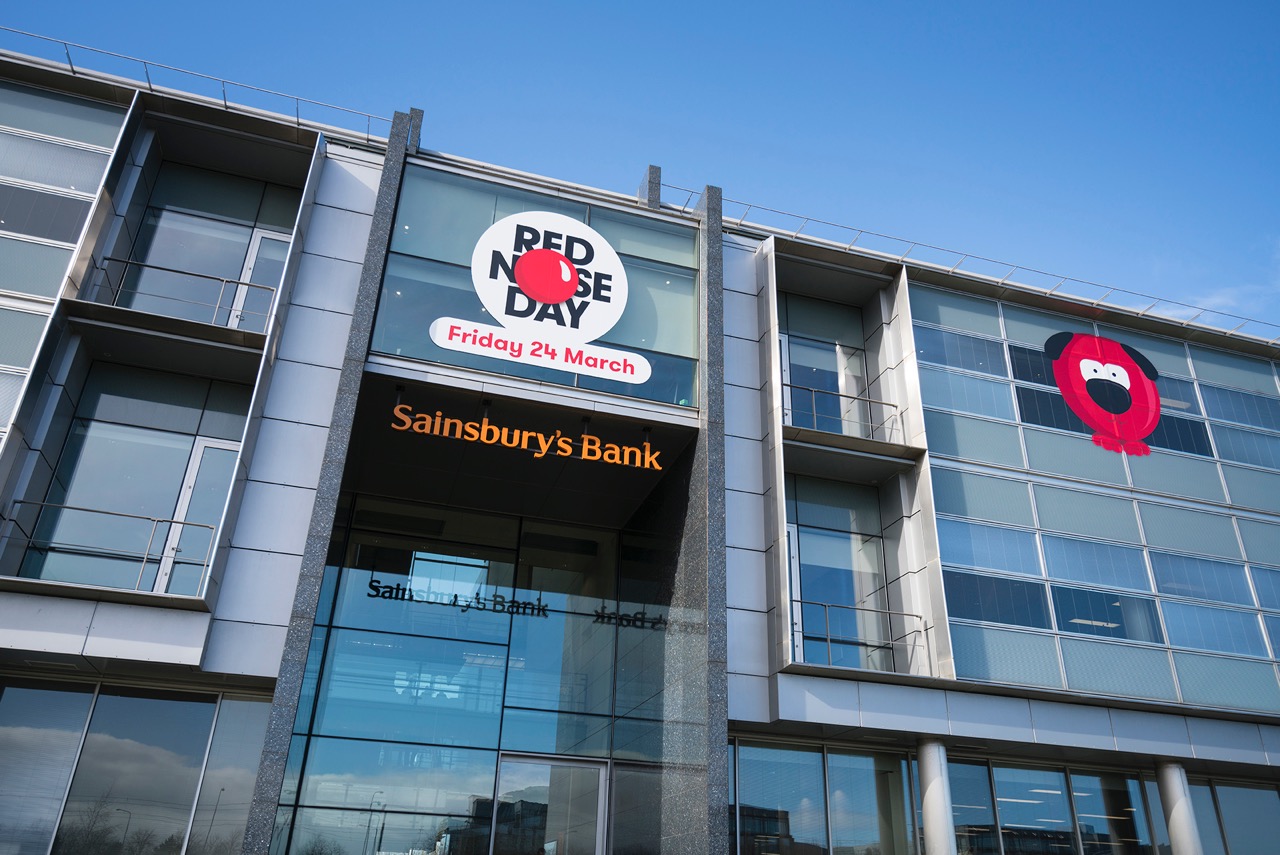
[
  {"x1": 99, "y1": 256, "x2": 275, "y2": 329},
  {"x1": 662, "y1": 181, "x2": 1280, "y2": 348},
  {"x1": 782, "y1": 382, "x2": 903, "y2": 442},
  {"x1": 0, "y1": 28, "x2": 392, "y2": 143},
  {"x1": 6, "y1": 500, "x2": 216, "y2": 595}
]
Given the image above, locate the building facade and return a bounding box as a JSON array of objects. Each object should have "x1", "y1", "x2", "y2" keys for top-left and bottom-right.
[{"x1": 0, "y1": 46, "x2": 1277, "y2": 855}]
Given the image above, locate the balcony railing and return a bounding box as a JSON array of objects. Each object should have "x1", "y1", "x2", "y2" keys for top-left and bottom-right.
[
  {"x1": 782, "y1": 384, "x2": 903, "y2": 444},
  {"x1": 96, "y1": 257, "x2": 275, "y2": 332},
  {"x1": 793, "y1": 599, "x2": 927, "y2": 674},
  {"x1": 3, "y1": 501, "x2": 216, "y2": 597}
]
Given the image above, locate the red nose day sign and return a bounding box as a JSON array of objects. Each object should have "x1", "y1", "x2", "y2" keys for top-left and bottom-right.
[{"x1": 428, "y1": 212, "x2": 652, "y2": 383}]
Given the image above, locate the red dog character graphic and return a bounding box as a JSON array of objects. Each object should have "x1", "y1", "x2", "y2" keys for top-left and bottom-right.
[{"x1": 1045, "y1": 332, "x2": 1161, "y2": 455}]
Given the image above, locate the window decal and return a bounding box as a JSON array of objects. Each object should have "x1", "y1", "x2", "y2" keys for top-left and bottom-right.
[{"x1": 1045, "y1": 332, "x2": 1161, "y2": 455}]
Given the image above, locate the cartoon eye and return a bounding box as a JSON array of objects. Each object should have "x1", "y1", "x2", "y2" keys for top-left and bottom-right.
[
  {"x1": 1104, "y1": 363, "x2": 1131, "y2": 390},
  {"x1": 1079, "y1": 359, "x2": 1105, "y2": 380}
]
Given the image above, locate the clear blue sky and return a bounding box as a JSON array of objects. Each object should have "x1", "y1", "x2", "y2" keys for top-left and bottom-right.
[{"x1": 4, "y1": 3, "x2": 1279, "y2": 331}]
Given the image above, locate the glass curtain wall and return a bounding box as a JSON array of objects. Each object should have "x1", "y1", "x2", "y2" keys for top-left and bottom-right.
[
  {"x1": 786, "y1": 474, "x2": 891, "y2": 670},
  {"x1": 371, "y1": 167, "x2": 699, "y2": 407},
  {"x1": 779, "y1": 294, "x2": 869, "y2": 438},
  {"x1": 17, "y1": 363, "x2": 247, "y2": 596},
  {"x1": 0, "y1": 678, "x2": 270, "y2": 855},
  {"x1": 119, "y1": 163, "x2": 297, "y2": 330},
  {"x1": 276, "y1": 496, "x2": 678, "y2": 855}
]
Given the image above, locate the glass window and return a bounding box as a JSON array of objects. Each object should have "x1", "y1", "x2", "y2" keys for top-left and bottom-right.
[
  {"x1": 924, "y1": 409, "x2": 1025, "y2": 467},
  {"x1": 781, "y1": 293, "x2": 865, "y2": 349},
  {"x1": 1212, "y1": 423, "x2": 1280, "y2": 470},
  {"x1": 784, "y1": 334, "x2": 867, "y2": 435},
  {"x1": 787, "y1": 475, "x2": 881, "y2": 534},
  {"x1": 51, "y1": 687, "x2": 217, "y2": 855},
  {"x1": 516, "y1": 522, "x2": 617, "y2": 614},
  {"x1": 0, "y1": 81, "x2": 125, "y2": 147},
  {"x1": 1060, "y1": 637, "x2": 1178, "y2": 701},
  {"x1": 1156, "y1": 375, "x2": 1201, "y2": 415},
  {"x1": 501, "y1": 707, "x2": 612, "y2": 758},
  {"x1": 190, "y1": 698, "x2": 270, "y2": 853},
  {"x1": 1041, "y1": 535, "x2": 1151, "y2": 591},
  {"x1": 1190, "y1": 345, "x2": 1279, "y2": 395},
  {"x1": 1149, "y1": 552, "x2": 1253, "y2": 606},
  {"x1": 122, "y1": 209, "x2": 253, "y2": 324},
  {"x1": 827, "y1": 751, "x2": 913, "y2": 855},
  {"x1": 1238, "y1": 518, "x2": 1280, "y2": 566},
  {"x1": 1189, "y1": 783, "x2": 1229, "y2": 855},
  {"x1": 492, "y1": 758, "x2": 602, "y2": 855},
  {"x1": 950, "y1": 623, "x2": 1064, "y2": 688},
  {"x1": 0, "y1": 307, "x2": 47, "y2": 369},
  {"x1": 1222, "y1": 465, "x2": 1280, "y2": 513},
  {"x1": 0, "y1": 130, "x2": 108, "y2": 193},
  {"x1": 937, "y1": 518, "x2": 1041, "y2": 575},
  {"x1": 1139, "y1": 504, "x2": 1240, "y2": 560},
  {"x1": 1008, "y1": 344, "x2": 1055, "y2": 386},
  {"x1": 504, "y1": 610, "x2": 615, "y2": 716},
  {"x1": 1098, "y1": 326, "x2": 1190, "y2": 378},
  {"x1": 1200, "y1": 383, "x2": 1280, "y2": 430},
  {"x1": 1070, "y1": 772, "x2": 1157, "y2": 855},
  {"x1": 590, "y1": 207, "x2": 697, "y2": 268},
  {"x1": 1128, "y1": 451, "x2": 1225, "y2": 503},
  {"x1": 1035, "y1": 485, "x2": 1141, "y2": 544},
  {"x1": 1251, "y1": 565, "x2": 1280, "y2": 610},
  {"x1": 1024, "y1": 428, "x2": 1129, "y2": 486},
  {"x1": 736, "y1": 743, "x2": 830, "y2": 855},
  {"x1": 0, "y1": 183, "x2": 90, "y2": 243},
  {"x1": 920, "y1": 367, "x2": 1016, "y2": 420},
  {"x1": 312, "y1": 629, "x2": 506, "y2": 747},
  {"x1": 948, "y1": 761, "x2": 999, "y2": 855},
  {"x1": 0, "y1": 679, "x2": 95, "y2": 855},
  {"x1": 991, "y1": 766, "x2": 1075, "y2": 854},
  {"x1": 298, "y1": 738, "x2": 496, "y2": 814},
  {"x1": 933, "y1": 469, "x2": 1034, "y2": 527},
  {"x1": 613, "y1": 766, "x2": 663, "y2": 855},
  {"x1": 147, "y1": 163, "x2": 270, "y2": 226},
  {"x1": 1161, "y1": 602, "x2": 1267, "y2": 657},
  {"x1": 1145, "y1": 413, "x2": 1214, "y2": 457},
  {"x1": 1052, "y1": 586, "x2": 1163, "y2": 642},
  {"x1": 915, "y1": 325, "x2": 1007, "y2": 377},
  {"x1": 1015, "y1": 385, "x2": 1090, "y2": 434},
  {"x1": 797, "y1": 527, "x2": 886, "y2": 610},
  {"x1": 1175, "y1": 653, "x2": 1280, "y2": 712},
  {"x1": 1214, "y1": 783, "x2": 1280, "y2": 855},
  {"x1": 600, "y1": 257, "x2": 697, "y2": 357},
  {"x1": 908, "y1": 285, "x2": 1001, "y2": 337},
  {"x1": 287, "y1": 807, "x2": 484, "y2": 855},
  {"x1": 945, "y1": 570, "x2": 1051, "y2": 628},
  {"x1": 1002, "y1": 304, "x2": 1093, "y2": 347},
  {"x1": 0, "y1": 235, "x2": 72, "y2": 298}
]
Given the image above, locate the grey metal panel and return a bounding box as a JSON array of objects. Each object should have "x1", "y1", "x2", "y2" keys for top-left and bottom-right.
[
  {"x1": 724, "y1": 383, "x2": 765, "y2": 440},
  {"x1": 727, "y1": 673, "x2": 771, "y2": 722},
  {"x1": 260, "y1": 360, "x2": 342, "y2": 427},
  {"x1": 0, "y1": 590, "x2": 95, "y2": 654},
  {"x1": 727, "y1": 608, "x2": 770, "y2": 676},
  {"x1": 1260, "y1": 724, "x2": 1280, "y2": 766},
  {"x1": 303, "y1": 204, "x2": 375, "y2": 264},
  {"x1": 726, "y1": 546, "x2": 768, "y2": 612},
  {"x1": 1028, "y1": 699, "x2": 1117, "y2": 751},
  {"x1": 230, "y1": 482, "x2": 317, "y2": 555},
  {"x1": 723, "y1": 289, "x2": 759, "y2": 340},
  {"x1": 82, "y1": 602, "x2": 210, "y2": 665},
  {"x1": 312, "y1": 149, "x2": 381, "y2": 215},
  {"x1": 274, "y1": 305, "x2": 355, "y2": 370},
  {"x1": 725, "y1": 334, "x2": 763, "y2": 389},
  {"x1": 725, "y1": 489, "x2": 768, "y2": 551},
  {"x1": 859, "y1": 681, "x2": 949, "y2": 734},
  {"x1": 246, "y1": 419, "x2": 329, "y2": 490},
  {"x1": 201, "y1": 618, "x2": 288, "y2": 678},
  {"x1": 723, "y1": 235, "x2": 762, "y2": 296},
  {"x1": 724, "y1": 435, "x2": 765, "y2": 493},
  {"x1": 773, "y1": 672, "x2": 860, "y2": 727},
  {"x1": 1185, "y1": 717, "x2": 1268, "y2": 765},
  {"x1": 291, "y1": 253, "x2": 363, "y2": 314},
  {"x1": 1111, "y1": 708, "x2": 1195, "y2": 758},
  {"x1": 214, "y1": 548, "x2": 302, "y2": 626},
  {"x1": 946, "y1": 691, "x2": 1034, "y2": 742}
]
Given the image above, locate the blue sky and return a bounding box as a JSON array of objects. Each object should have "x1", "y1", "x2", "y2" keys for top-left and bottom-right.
[{"x1": 4, "y1": 2, "x2": 1279, "y2": 331}]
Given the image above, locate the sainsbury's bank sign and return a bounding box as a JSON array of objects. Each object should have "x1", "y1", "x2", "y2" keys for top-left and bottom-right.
[{"x1": 428, "y1": 212, "x2": 652, "y2": 383}]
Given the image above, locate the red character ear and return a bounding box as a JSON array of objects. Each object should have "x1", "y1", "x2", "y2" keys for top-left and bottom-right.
[
  {"x1": 1045, "y1": 332, "x2": 1075, "y2": 360},
  {"x1": 1120, "y1": 343, "x2": 1159, "y2": 381}
]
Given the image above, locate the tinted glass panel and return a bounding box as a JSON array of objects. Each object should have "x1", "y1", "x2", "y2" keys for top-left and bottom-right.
[
  {"x1": 1149, "y1": 552, "x2": 1253, "y2": 606},
  {"x1": 919, "y1": 367, "x2": 1015, "y2": 420},
  {"x1": 1212, "y1": 423, "x2": 1280, "y2": 469},
  {"x1": 1201, "y1": 383, "x2": 1280, "y2": 430},
  {"x1": 1161, "y1": 602, "x2": 1267, "y2": 657},
  {"x1": 1215, "y1": 783, "x2": 1280, "y2": 855},
  {"x1": 0, "y1": 183, "x2": 89, "y2": 243},
  {"x1": 299, "y1": 738, "x2": 496, "y2": 813},
  {"x1": 736, "y1": 744, "x2": 829, "y2": 855},
  {"x1": 1251, "y1": 565, "x2": 1280, "y2": 610},
  {"x1": 0, "y1": 236, "x2": 71, "y2": 298},
  {"x1": 190, "y1": 698, "x2": 270, "y2": 852},
  {"x1": 992, "y1": 766, "x2": 1075, "y2": 854},
  {"x1": 1157, "y1": 375, "x2": 1201, "y2": 415},
  {"x1": 827, "y1": 752, "x2": 913, "y2": 855},
  {"x1": 1015, "y1": 385, "x2": 1089, "y2": 434},
  {"x1": 908, "y1": 285, "x2": 1000, "y2": 337},
  {"x1": 0, "y1": 680, "x2": 94, "y2": 855},
  {"x1": 1051, "y1": 586, "x2": 1163, "y2": 642},
  {"x1": 937, "y1": 518, "x2": 1041, "y2": 575},
  {"x1": 1041, "y1": 535, "x2": 1151, "y2": 591},
  {"x1": 1145, "y1": 413, "x2": 1213, "y2": 456},
  {"x1": 1008, "y1": 344, "x2": 1055, "y2": 385},
  {"x1": 948, "y1": 761, "x2": 998, "y2": 855},
  {"x1": 944, "y1": 570, "x2": 1050, "y2": 628},
  {"x1": 0, "y1": 81, "x2": 125, "y2": 147},
  {"x1": 1070, "y1": 772, "x2": 1156, "y2": 855},
  {"x1": 915, "y1": 325, "x2": 1008, "y2": 376},
  {"x1": 1189, "y1": 783, "x2": 1229, "y2": 855}
]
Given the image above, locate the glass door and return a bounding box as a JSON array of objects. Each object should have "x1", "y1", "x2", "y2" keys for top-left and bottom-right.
[
  {"x1": 491, "y1": 756, "x2": 607, "y2": 855},
  {"x1": 231, "y1": 229, "x2": 289, "y2": 332},
  {"x1": 155, "y1": 438, "x2": 239, "y2": 596}
]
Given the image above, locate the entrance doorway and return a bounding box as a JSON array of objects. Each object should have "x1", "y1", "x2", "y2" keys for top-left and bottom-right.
[{"x1": 491, "y1": 756, "x2": 606, "y2": 855}]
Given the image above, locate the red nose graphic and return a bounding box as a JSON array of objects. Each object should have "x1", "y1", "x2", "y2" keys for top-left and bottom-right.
[{"x1": 514, "y1": 248, "x2": 578, "y2": 305}]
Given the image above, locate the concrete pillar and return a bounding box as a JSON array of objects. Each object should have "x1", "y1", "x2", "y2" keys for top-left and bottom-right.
[
  {"x1": 917, "y1": 739, "x2": 957, "y2": 855},
  {"x1": 1156, "y1": 761, "x2": 1205, "y2": 855}
]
